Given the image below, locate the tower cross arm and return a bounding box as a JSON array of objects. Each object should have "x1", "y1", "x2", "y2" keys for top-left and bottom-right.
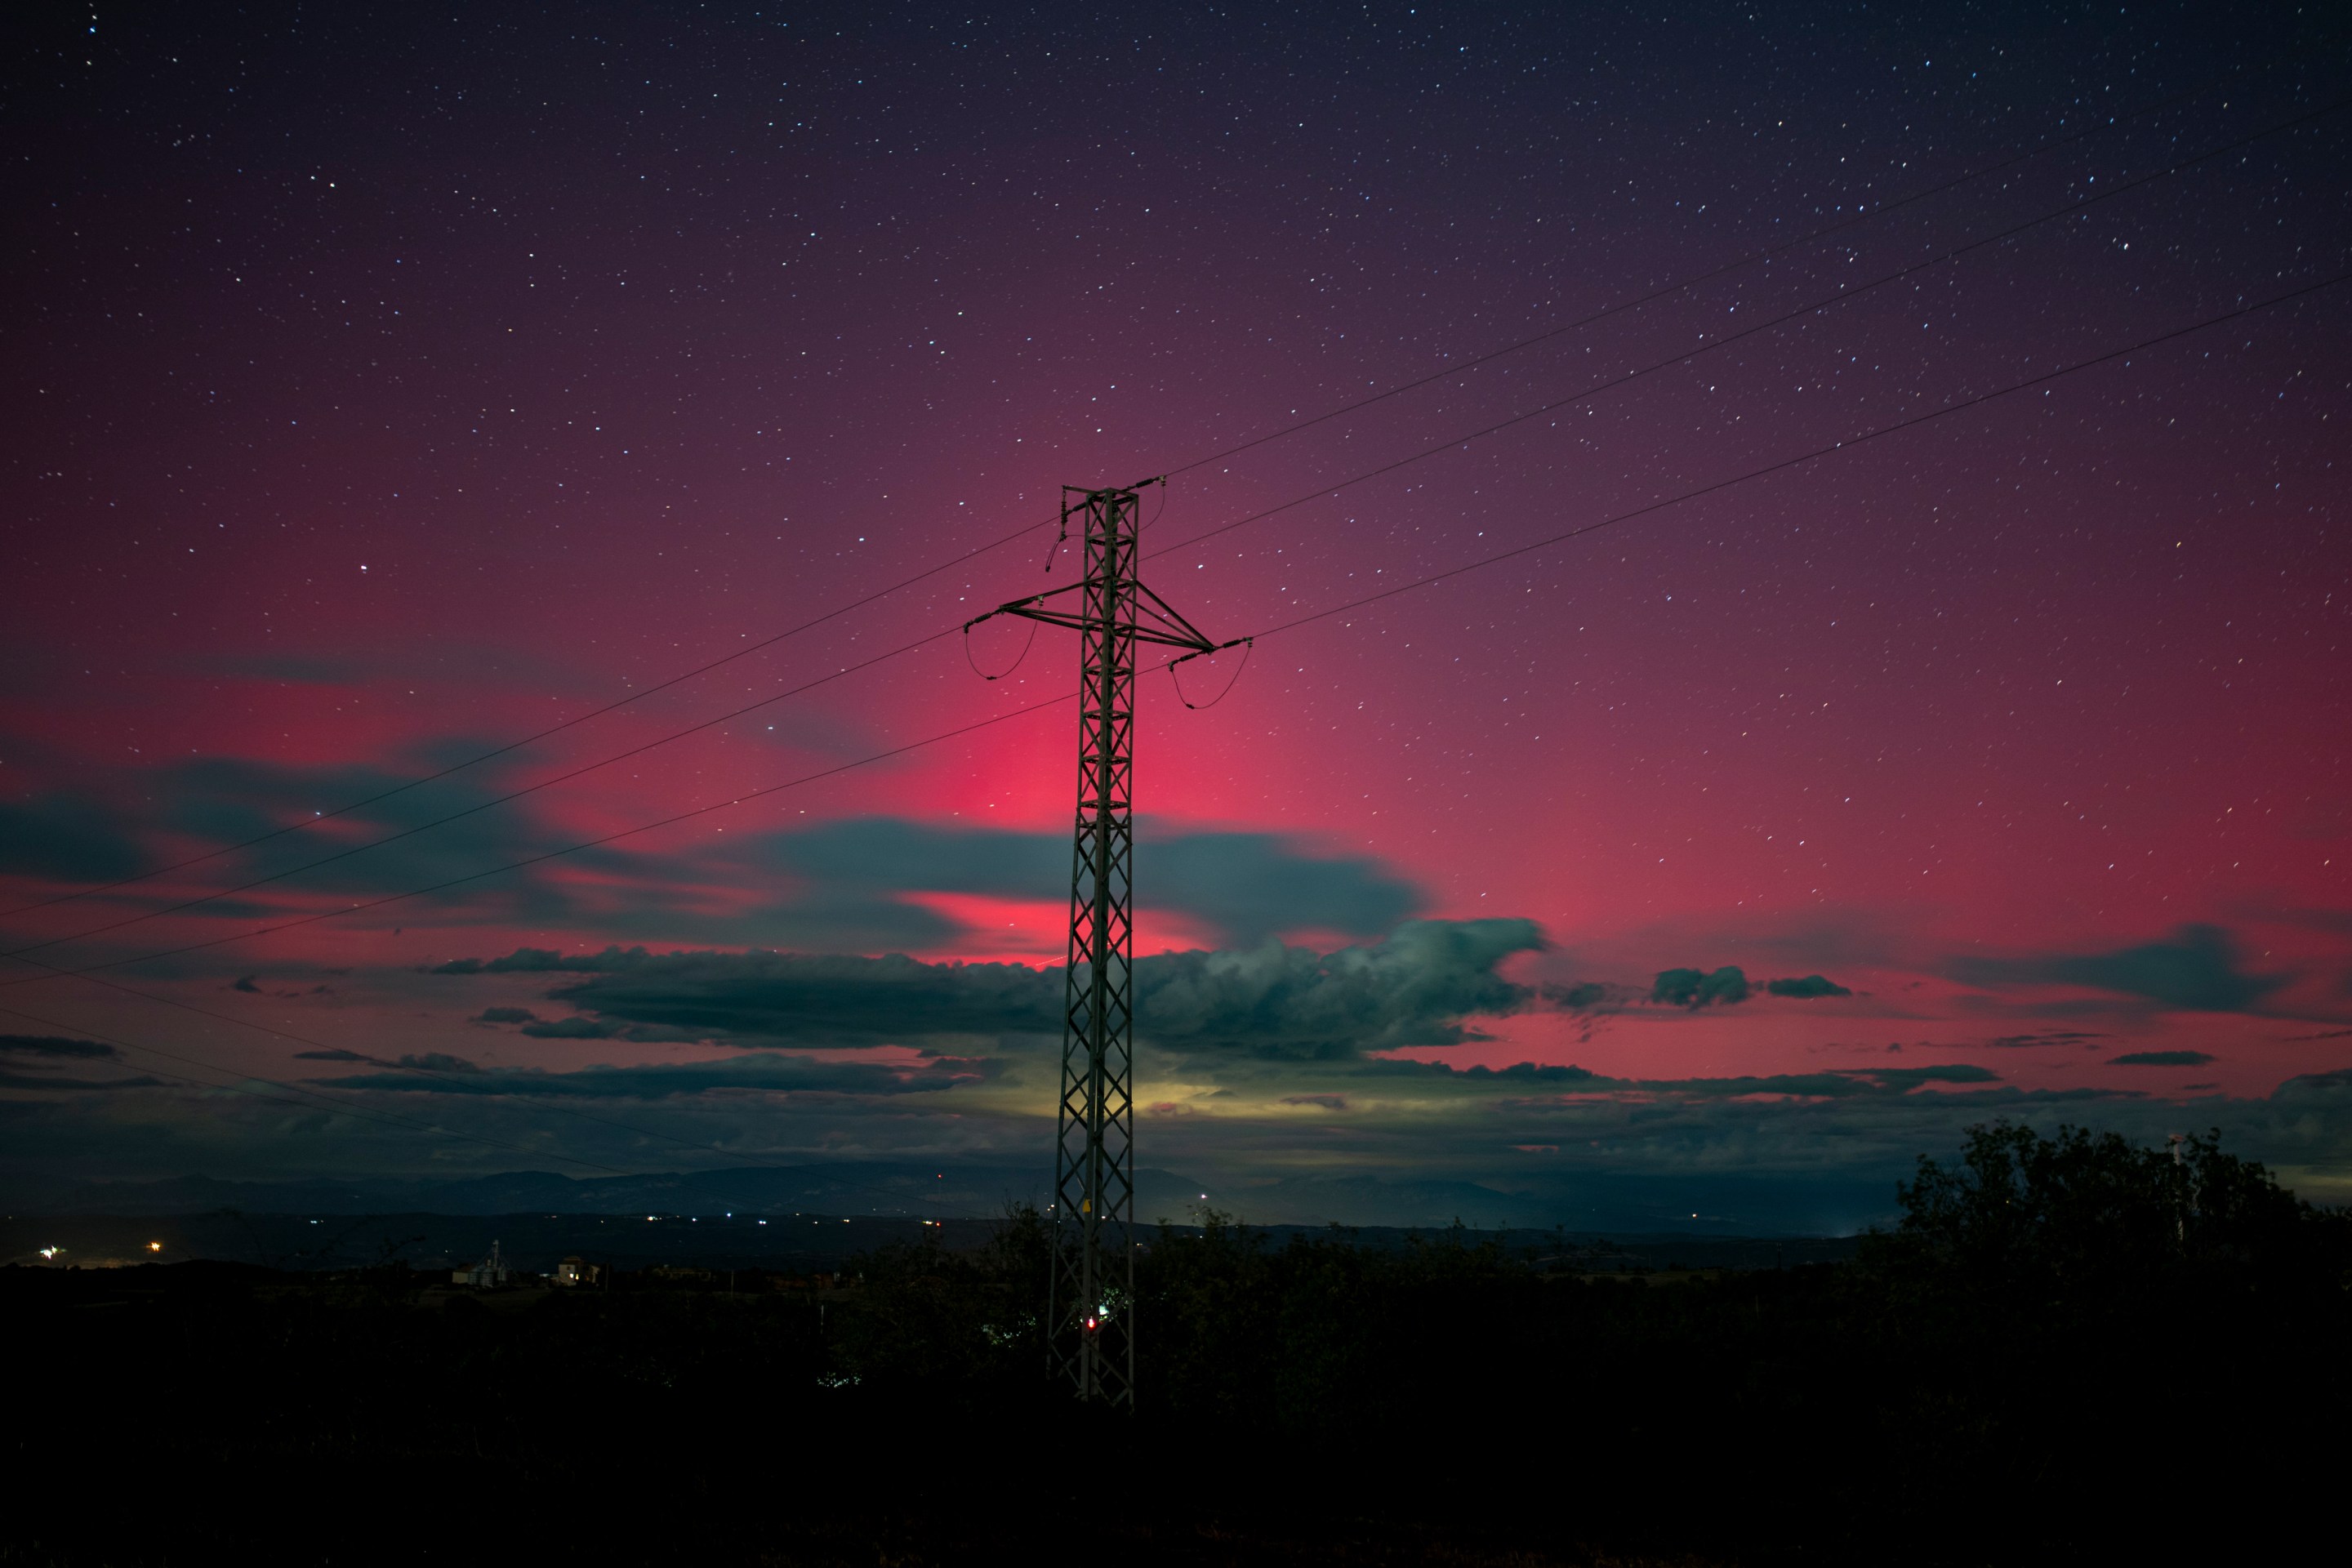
[
  {"x1": 971, "y1": 577, "x2": 1230, "y2": 655},
  {"x1": 1132, "y1": 581, "x2": 1221, "y2": 656},
  {"x1": 963, "y1": 578, "x2": 1086, "y2": 634}
]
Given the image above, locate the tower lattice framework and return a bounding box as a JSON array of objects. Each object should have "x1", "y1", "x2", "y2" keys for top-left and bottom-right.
[{"x1": 971, "y1": 481, "x2": 1232, "y2": 1404}]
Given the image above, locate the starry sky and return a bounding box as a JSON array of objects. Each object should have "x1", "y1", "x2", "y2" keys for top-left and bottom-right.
[{"x1": 4, "y1": 0, "x2": 2350, "y2": 1230}]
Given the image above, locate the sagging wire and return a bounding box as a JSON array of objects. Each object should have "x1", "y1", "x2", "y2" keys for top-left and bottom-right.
[
  {"x1": 963, "y1": 614, "x2": 1039, "y2": 681},
  {"x1": 1041, "y1": 504, "x2": 1071, "y2": 573},
  {"x1": 1169, "y1": 638, "x2": 1253, "y2": 710}
]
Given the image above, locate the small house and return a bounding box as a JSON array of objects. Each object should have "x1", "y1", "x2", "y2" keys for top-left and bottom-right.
[{"x1": 552, "y1": 1256, "x2": 603, "y2": 1288}]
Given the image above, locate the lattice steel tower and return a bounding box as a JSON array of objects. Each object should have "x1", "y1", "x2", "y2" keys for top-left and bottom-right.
[{"x1": 965, "y1": 480, "x2": 1233, "y2": 1405}]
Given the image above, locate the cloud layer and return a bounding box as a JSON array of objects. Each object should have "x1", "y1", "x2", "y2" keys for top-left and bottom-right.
[
  {"x1": 1952, "y1": 924, "x2": 2285, "y2": 1012},
  {"x1": 0, "y1": 769, "x2": 1430, "y2": 957},
  {"x1": 1647, "y1": 966, "x2": 1853, "y2": 1008},
  {"x1": 754, "y1": 817, "x2": 1422, "y2": 946},
  {"x1": 0, "y1": 1034, "x2": 161, "y2": 1093},
  {"x1": 318, "y1": 1052, "x2": 986, "y2": 1099},
  {"x1": 439, "y1": 918, "x2": 1546, "y2": 1058}
]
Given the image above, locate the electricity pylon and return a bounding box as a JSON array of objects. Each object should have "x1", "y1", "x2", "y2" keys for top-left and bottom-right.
[{"x1": 964, "y1": 479, "x2": 1237, "y2": 1405}]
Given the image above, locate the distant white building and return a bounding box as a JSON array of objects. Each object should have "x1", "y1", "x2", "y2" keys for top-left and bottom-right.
[
  {"x1": 552, "y1": 1255, "x2": 603, "y2": 1288},
  {"x1": 452, "y1": 1239, "x2": 510, "y2": 1288}
]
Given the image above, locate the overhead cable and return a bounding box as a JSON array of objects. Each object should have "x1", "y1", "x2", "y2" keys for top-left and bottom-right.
[
  {"x1": 1228, "y1": 271, "x2": 2352, "y2": 647},
  {"x1": 8, "y1": 270, "x2": 2337, "y2": 1195},
  {"x1": 0, "y1": 513, "x2": 1061, "y2": 923},
  {"x1": 1161, "y1": 55, "x2": 2296, "y2": 479},
  {"x1": 1147, "y1": 91, "x2": 2352, "y2": 567},
  {"x1": 2, "y1": 60, "x2": 2307, "y2": 927},
  {"x1": 0, "y1": 626, "x2": 963, "y2": 961},
  {"x1": 8, "y1": 268, "x2": 2339, "y2": 992},
  {"x1": 0, "y1": 697, "x2": 1074, "y2": 987},
  {"x1": 20, "y1": 82, "x2": 2334, "y2": 969}
]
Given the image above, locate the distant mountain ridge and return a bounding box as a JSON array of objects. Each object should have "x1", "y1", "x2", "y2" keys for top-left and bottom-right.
[
  {"x1": 2, "y1": 1162, "x2": 1898, "y2": 1232},
  {"x1": 4, "y1": 1163, "x2": 1177, "y2": 1220}
]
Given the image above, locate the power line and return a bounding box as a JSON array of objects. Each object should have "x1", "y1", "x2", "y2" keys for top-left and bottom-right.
[
  {"x1": 12, "y1": 265, "x2": 2339, "y2": 1000},
  {"x1": 0, "y1": 510, "x2": 1062, "y2": 924},
  {"x1": 27, "y1": 56, "x2": 2328, "y2": 1218},
  {"x1": 8, "y1": 78, "x2": 2339, "y2": 995},
  {"x1": 0, "y1": 694, "x2": 1076, "y2": 988},
  {"x1": 5, "y1": 62, "x2": 2314, "y2": 930},
  {"x1": 1223, "y1": 270, "x2": 2352, "y2": 650},
  {"x1": 15, "y1": 87, "x2": 2341, "y2": 987},
  {"x1": 0, "y1": 624, "x2": 962, "y2": 962},
  {"x1": 1146, "y1": 91, "x2": 2352, "y2": 567},
  {"x1": 11, "y1": 271, "x2": 2336, "y2": 1200},
  {"x1": 20, "y1": 82, "x2": 2333, "y2": 970},
  {"x1": 1160, "y1": 55, "x2": 2296, "y2": 479}
]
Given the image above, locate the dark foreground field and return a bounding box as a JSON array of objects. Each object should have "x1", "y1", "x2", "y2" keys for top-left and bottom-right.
[{"x1": 4, "y1": 1125, "x2": 2345, "y2": 1567}]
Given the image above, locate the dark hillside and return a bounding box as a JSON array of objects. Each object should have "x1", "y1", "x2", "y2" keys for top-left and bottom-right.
[{"x1": 3, "y1": 1126, "x2": 2344, "y2": 1566}]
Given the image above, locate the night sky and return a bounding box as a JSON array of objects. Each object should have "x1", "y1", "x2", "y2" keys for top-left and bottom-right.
[{"x1": 5, "y1": 1, "x2": 2350, "y2": 1230}]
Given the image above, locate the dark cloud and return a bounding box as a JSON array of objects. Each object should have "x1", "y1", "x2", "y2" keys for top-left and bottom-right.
[
  {"x1": 2109, "y1": 1050, "x2": 2218, "y2": 1067},
  {"x1": 290, "y1": 1047, "x2": 481, "y2": 1073},
  {"x1": 1866, "y1": 1065, "x2": 2003, "y2": 1091},
  {"x1": 12, "y1": 1036, "x2": 2351, "y2": 1229},
  {"x1": 1149, "y1": 829, "x2": 1423, "y2": 942},
  {"x1": 147, "y1": 746, "x2": 614, "y2": 920},
  {"x1": 0, "y1": 1036, "x2": 158, "y2": 1095},
  {"x1": 1133, "y1": 920, "x2": 1543, "y2": 1058},
  {"x1": 749, "y1": 817, "x2": 1422, "y2": 945},
  {"x1": 436, "y1": 947, "x2": 577, "y2": 974},
  {"x1": 1618, "y1": 1063, "x2": 2002, "y2": 1099},
  {"x1": 1455, "y1": 1062, "x2": 1601, "y2": 1085},
  {"x1": 518, "y1": 1017, "x2": 630, "y2": 1040},
  {"x1": 756, "y1": 818, "x2": 1052, "y2": 899},
  {"x1": 0, "y1": 794, "x2": 149, "y2": 882},
  {"x1": 431, "y1": 920, "x2": 1544, "y2": 1059},
  {"x1": 2278, "y1": 1069, "x2": 2352, "y2": 1097},
  {"x1": 1766, "y1": 974, "x2": 1852, "y2": 999},
  {"x1": 0, "y1": 1070, "x2": 167, "y2": 1092},
  {"x1": 0, "y1": 1035, "x2": 119, "y2": 1061},
  {"x1": 518, "y1": 949, "x2": 1062, "y2": 1044},
  {"x1": 1294, "y1": 1052, "x2": 2001, "y2": 1102},
  {"x1": 1951, "y1": 924, "x2": 2285, "y2": 1012},
  {"x1": 472, "y1": 1007, "x2": 539, "y2": 1025},
  {"x1": 317, "y1": 1052, "x2": 985, "y2": 1099},
  {"x1": 231, "y1": 975, "x2": 263, "y2": 994},
  {"x1": 1544, "y1": 982, "x2": 1609, "y2": 1009},
  {"x1": 395, "y1": 1052, "x2": 483, "y2": 1074},
  {"x1": 159, "y1": 755, "x2": 425, "y2": 851},
  {"x1": 1986, "y1": 1031, "x2": 2110, "y2": 1049},
  {"x1": 14, "y1": 756, "x2": 1417, "y2": 956},
  {"x1": 1653, "y1": 966, "x2": 1751, "y2": 1008},
  {"x1": 1646, "y1": 969, "x2": 1851, "y2": 1005}
]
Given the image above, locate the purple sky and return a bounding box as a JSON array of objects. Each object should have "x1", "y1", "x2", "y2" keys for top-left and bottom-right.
[{"x1": 3, "y1": 1, "x2": 2349, "y2": 1228}]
